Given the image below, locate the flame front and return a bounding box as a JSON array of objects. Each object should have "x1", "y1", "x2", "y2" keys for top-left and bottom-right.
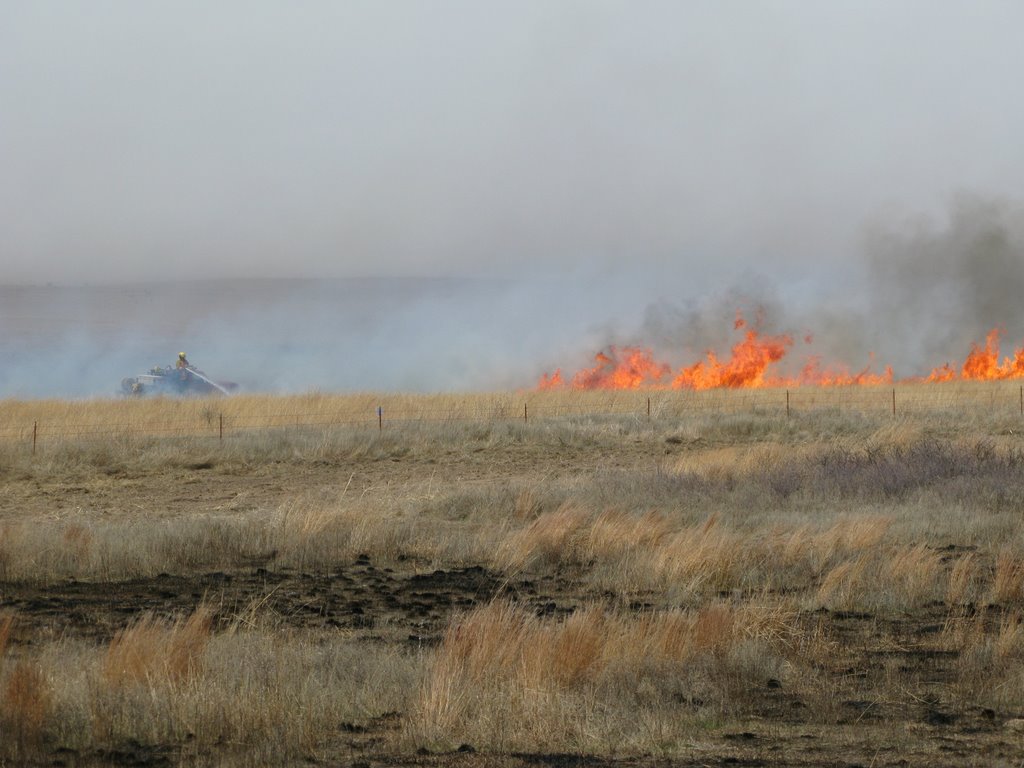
[
  {"x1": 568, "y1": 347, "x2": 671, "y2": 390},
  {"x1": 948, "y1": 329, "x2": 1024, "y2": 381},
  {"x1": 673, "y1": 325, "x2": 791, "y2": 389},
  {"x1": 538, "y1": 313, "x2": 1024, "y2": 390}
]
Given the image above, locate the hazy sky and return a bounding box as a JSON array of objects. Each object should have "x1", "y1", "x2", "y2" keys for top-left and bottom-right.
[{"x1": 2, "y1": 1, "x2": 1023, "y2": 286}]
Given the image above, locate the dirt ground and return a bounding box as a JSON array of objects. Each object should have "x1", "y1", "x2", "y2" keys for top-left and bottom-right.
[{"x1": 3, "y1": 434, "x2": 1024, "y2": 766}]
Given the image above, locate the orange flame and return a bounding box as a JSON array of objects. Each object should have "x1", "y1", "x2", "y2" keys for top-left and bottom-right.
[
  {"x1": 570, "y1": 347, "x2": 671, "y2": 389},
  {"x1": 925, "y1": 363, "x2": 956, "y2": 383},
  {"x1": 673, "y1": 327, "x2": 791, "y2": 389},
  {"x1": 537, "y1": 313, "x2": 1024, "y2": 390},
  {"x1": 797, "y1": 357, "x2": 894, "y2": 387},
  {"x1": 931, "y1": 328, "x2": 1024, "y2": 382},
  {"x1": 537, "y1": 370, "x2": 563, "y2": 390}
]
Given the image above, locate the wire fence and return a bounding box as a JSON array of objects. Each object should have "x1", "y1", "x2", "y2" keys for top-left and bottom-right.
[{"x1": 4, "y1": 385, "x2": 1024, "y2": 453}]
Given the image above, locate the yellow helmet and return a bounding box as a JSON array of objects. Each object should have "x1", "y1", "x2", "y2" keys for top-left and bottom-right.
[{"x1": 179, "y1": 352, "x2": 186, "y2": 359}]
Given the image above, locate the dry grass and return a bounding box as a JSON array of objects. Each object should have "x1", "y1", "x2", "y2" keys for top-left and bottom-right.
[
  {"x1": 494, "y1": 508, "x2": 903, "y2": 604},
  {"x1": 816, "y1": 544, "x2": 945, "y2": 611},
  {"x1": 494, "y1": 502, "x2": 592, "y2": 571},
  {"x1": 1, "y1": 379, "x2": 1023, "y2": 454},
  {"x1": 102, "y1": 607, "x2": 213, "y2": 688},
  {"x1": 3, "y1": 384, "x2": 1024, "y2": 763},
  {"x1": 409, "y1": 599, "x2": 799, "y2": 752},
  {"x1": 991, "y1": 550, "x2": 1024, "y2": 604},
  {"x1": 0, "y1": 479, "x2": 1018, "y2": 616},
  {"x1": 947, "y1": 553, "x2": 979, "y2": 606},
  {"x1": 1, "y1": 659, "x2": 53, "y2": 757},
  {"x1": 7, "y1": 611, "x2": 420, "y2": 765},
  {"x1": 0, "y1": 614, "x2": 12, "y2": 662},
  {"x1": 0, "y1": 615, "x2": 51, "y2": 761},
  {"x1": 943, "y1": 608, "x2": 1024, "y2": 711}
]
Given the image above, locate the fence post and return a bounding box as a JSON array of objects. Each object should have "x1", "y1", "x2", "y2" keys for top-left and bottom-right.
[
  {"x1": 647, "y1": 397, "x2": 651, "y2": 421},
  {"x1": 378, "y1": 406, "x2": 383, "y2": 432},
  {"x1": 786, "y1": 390, "x2": 790, "y2": 418},
  {"x1": 219, "y1": 414, "x2": 223, "y2": 442},
  {"x1": 32, "y1": 421, "x2": 37, "y2": 455},
  {"x1": 524, "y1": 403, "x2": 528, "y2": 423}
]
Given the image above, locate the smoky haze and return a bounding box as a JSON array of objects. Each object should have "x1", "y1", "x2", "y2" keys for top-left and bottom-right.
[
  {"x1": 3, "y1": 195, "x2": 1023, "y2": 398},
  {"x1": 637, "y1": 196, "x2": 1024, "y2": 380},
  {"x1": 0, "y1": 276, "x2": 664, "y2": 397},
  {"x1": 2, "y1": 3, "x2": 1024, "y2": 394},
  {"x1": 3, "y1": 3, "x2": 1024, "y2": 285}
]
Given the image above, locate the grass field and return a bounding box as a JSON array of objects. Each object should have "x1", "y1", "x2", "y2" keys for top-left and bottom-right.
[{"x1": 2, "y1": 384, "x2": 1024, "y2": 766}]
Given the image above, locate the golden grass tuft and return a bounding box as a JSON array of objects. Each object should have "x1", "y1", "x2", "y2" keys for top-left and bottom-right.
[
  {"x1": 673, "y1": 442, "x2": 806, "y2": 483},
  {"x1": 774, "y1": 516, "x2": 892, "y2": 577},
  {"x1": 494, "y1": 502, "x2": 591, "y2": 570},
  {"x1": 276, "y1": 497, "x2": 337, "y2": 540},
  {"x1": 0, "y1": 614, "x2": 13, "y2": 663},
  {"x1": 410, "y1": 599, "x2": 797, "y2": 748},
  {"x1": 490, "y1": 507, "x2": 901, "y2": 601},
  {"x1": 886, "y1": 543, "x2": 945, "y2": 605},
  {"x1": 816, "y1": 543, "x2": 943, "y2": 610},
  {"x1": 1, "y1": 659, "x2": 52, "y2": 756},
  {"x1": 816, "y1": 553, "x2": 871, "y2": 607},
  {"x1": 102, "y1": 606, "x2": 213, "y2": 688},
  {"x1": 947, "y1": 553, "x2": 978, "y2": 606},
  {"x1": 513, "y1": 488, "x2": 544, "y2": 521},
  {"x1": 994, "y1": 611, "x2": 1024, "y2": 663},
  {"x1": 643, "y1": 514, "x2": 742, "y2": 592},
  {"x1": 991, "y1": 550, "x2": 1024, "y2": 604}
]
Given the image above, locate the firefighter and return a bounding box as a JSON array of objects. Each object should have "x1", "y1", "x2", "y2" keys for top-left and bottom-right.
[{"x1": 176, "y1": 352, "x2": 191, "y2": 385}]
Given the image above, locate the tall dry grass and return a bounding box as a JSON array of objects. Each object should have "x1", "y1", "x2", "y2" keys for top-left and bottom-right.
[
  {"x1": 0, "y1": 614, "x2": 54, "y2": 761},
  {"x1": 408, "y1": 599, "x2": 799, "y2": 753},
  {"x1": 991, "y1": 550, "x2": 1024, "y2": 604},
  {"x1": 0, "y1": 483, "x2": 1021, "y2": 615},
  {"x1": 491, "y1": 504, "x2": 944, "y2": 608},
  {"x1": 943, "y1": 607, "x2": 1024, "y2": 711},
  {"x1": 2, "y1": 659, "x2": 52, "y2": 757},
  {"x1": 0, "y1": 614, "x2": 12, "y2": 662},
  {"x1": 816, "y1": 544, "x2": 945, "y2": 611},
  {"x1": 102, "y1": 607, "x2": 213, "y2": 689},
  {"x1": 3, "y1": 607, "x2": 420, "y2": 765}
]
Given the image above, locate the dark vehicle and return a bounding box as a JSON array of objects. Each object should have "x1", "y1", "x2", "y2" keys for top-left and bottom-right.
[{"x1": 121, "y1": 363, "x2": 238, "y2": 397}]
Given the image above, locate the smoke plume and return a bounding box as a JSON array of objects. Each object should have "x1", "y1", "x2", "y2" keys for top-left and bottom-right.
[
  {"x1": 2, "y1": 196, "x2": 1023, "y2": 397},
  {"x1": 864, "y1": 194, "x2": 1024, "y2": 368}
]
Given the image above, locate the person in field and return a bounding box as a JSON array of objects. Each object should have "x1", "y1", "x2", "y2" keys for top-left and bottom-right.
[{"x1": 176, "y1": 352, "x2": 191, "y2": 386}]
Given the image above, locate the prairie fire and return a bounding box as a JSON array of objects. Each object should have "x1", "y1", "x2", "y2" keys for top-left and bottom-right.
[{"x1": 538, "y1": 313, "x2": 1024, "y2": 391}]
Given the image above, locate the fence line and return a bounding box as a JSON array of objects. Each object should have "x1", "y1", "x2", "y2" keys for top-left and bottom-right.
[{"x1": 4, "y1": 385, "x2": 1024, "y2": 452}]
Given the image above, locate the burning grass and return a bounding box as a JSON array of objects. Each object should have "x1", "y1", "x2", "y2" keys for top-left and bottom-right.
[{"x1": 538, "y1": 314, "x2": 1024, "y2": 391}]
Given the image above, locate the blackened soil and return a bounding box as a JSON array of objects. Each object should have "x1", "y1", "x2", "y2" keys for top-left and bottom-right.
[{"x1": 0, "y1": 561, "x2": 515, "y2": 645}]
